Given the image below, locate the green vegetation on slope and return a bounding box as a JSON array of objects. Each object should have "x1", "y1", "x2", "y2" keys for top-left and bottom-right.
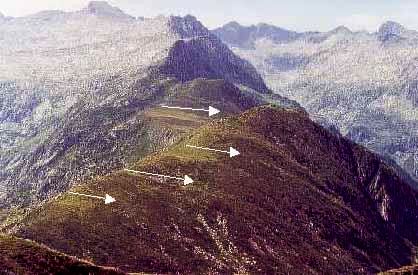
[
  {"x1": 12, "y1": 106, "x2": 418, "y2": 274},
  {"x1": 1, "y1": 76, "x2": 273, "y2": 225}
]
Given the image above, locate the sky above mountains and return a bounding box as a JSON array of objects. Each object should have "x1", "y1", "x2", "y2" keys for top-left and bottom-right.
[{"x1": 1, "y1": 0, "x2": 418, "y2": 32}]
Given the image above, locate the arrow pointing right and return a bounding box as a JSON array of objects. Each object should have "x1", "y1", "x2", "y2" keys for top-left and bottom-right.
[
  {"x1": 104, "y1": 194, "x2": 116, "y2": 204},
  {"x1": 124, "y1": 169, "x2": 194, "y2": 186},
  {"x1": 186, "y1": 145, "x2": 240, "y2": 158},
  {"x1": 69, "y1": 192, "x2": 116, "y2": 205},
  {"x1": 184, "y1": 175, "x2": 194, "y2": 185},
  {"x1": 208, "y1": 106, "x2": 221, "y2": 117},
  {"x1": 229, "y1": 147, "x2": 240, "y2": 157},
  {"x1": 160, "y1": 105, "x2": 220, "y2": 117}
]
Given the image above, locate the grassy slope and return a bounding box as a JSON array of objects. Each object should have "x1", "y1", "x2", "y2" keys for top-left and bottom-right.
[
  {"x1": 12, "y1": 106, "x2": 418, "y2": 274},
  {"x1": 380, "y1": 264, "x2": 418, "y2": 274},
  {"x1": 1, "y1": 77, "x2": 269, "y2": 223},
  {"x1": 0, "y1": 234, "x2": 124, "y2": 274}
]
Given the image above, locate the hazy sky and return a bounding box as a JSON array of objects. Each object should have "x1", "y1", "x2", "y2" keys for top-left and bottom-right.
[{"x1": 1, "y1": 0, "x2": 418, "y2": 32}]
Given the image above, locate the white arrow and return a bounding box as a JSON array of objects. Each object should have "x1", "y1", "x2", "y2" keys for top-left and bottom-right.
[
  {"x1": 68, "y1": 192, "x2": 116, "y2": 205},
  {"x1": 124, "y1": 169, "x2": 194, "y2": 185},
  {"x1": 160, "y1": 105, "x2": 220, "y2": 117},
  {"x1": 186, "y1": 145, "x2": 240, "y2": 158}
]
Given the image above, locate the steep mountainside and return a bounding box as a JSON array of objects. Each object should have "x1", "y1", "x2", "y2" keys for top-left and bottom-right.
[
  {"x1": 0, "y1": 2, "x2": 296, "y2": 214},
  {"x1": 0, "y1": 234, "x2": 124, "y2": 274},
  {"x1": 213, "y1": 21, "x2": 418, "y2": 186},
  {"x1": 9, "y1": 106, "x2": 418, "y2": 274}
]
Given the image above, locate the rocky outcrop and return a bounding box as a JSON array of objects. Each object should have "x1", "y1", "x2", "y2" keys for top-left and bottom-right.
[{"x1": 378, "y1": 21, "x2": 408, "y2": 42}]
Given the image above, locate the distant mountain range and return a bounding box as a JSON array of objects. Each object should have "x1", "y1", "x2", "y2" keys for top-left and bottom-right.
[
  {"x1": 213, "y1": 20, "x2": 418, "y2": 48},
  {"x1": 213, "y1": 21, "x2": 418, "y2": 186},
  {"x1": 0, "y1": 1, "x2": 293, "y2": 213},
  {"x1": 0, "y1": 2, "x2": 417, "y2": 274}
]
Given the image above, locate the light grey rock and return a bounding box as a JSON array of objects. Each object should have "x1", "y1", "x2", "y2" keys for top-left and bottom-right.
[{"x1": 214, "y1": 21, "x2": 418, "y2": 186}]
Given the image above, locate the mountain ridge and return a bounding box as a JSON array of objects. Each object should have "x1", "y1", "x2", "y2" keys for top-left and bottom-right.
[
  {"x1": 213, "y1": 20, "x2": 418, "y2": 48},
  {"x1": 212, "y1": 21, "x2": 301, "y2": 48},
  {"x1": 1, "y1": 3, "x2": 417, "y2": 274},
  {"x1": 8, "y1": 105, "x2": 418, "y2": 274},
  {"x1": 0, "y1": 5, "x2": 294, "y2": 216}
]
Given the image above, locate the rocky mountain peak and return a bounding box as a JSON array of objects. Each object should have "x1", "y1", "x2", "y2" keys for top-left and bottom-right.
[
  {"x1": 83, "y1": 1, "x2": 132, "y2": 19},
  {"x1": 168, "y1": 14, "x2": 209, "y2": 39},
  {"x1": 255, "y1": 23, "x2": 299, "y2": 40},
  {"x1": 256, "y1": 22, "x2": 284, "y2": 31},
  {"x1": 329, "y1": 25, "x2": 352, "y2": 35},
  {"x1": 223, "y1": 21, "x2": 243, "y2": 30},
  {"x1": 161, "y1": 16, "x2": 270, "y2": 93},
  {"x1": 378, "y1": 21, "x2": 407, "y2": 41}
]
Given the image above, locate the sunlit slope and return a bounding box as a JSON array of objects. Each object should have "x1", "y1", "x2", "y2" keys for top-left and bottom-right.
[
  {"x1": 13, "y1": 106, "x2": 418, "y2": 274},
  {"x1": 380, "y1": 264, "x2": 418, "y2": 274},
  {"x1": 0, "y1": 234, "x2": 124, "y2": 274},
  {"x1": 1, "y1": 3, "x2": 299, "y2": 212},
  {"x1": 2, "y1": 76, "x2": 283, "y2": 210}
]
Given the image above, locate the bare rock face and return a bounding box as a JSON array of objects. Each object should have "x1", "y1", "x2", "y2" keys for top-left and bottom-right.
[
  {"x1": 378, "y1": 21, "x2": 408, "y2": 42},
  {"x1": 160, "y1": 15, "x2": 270, "y2": 92},
  {"x1": 213, "y1": 21, "x2": 418, "y2": 186}
]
